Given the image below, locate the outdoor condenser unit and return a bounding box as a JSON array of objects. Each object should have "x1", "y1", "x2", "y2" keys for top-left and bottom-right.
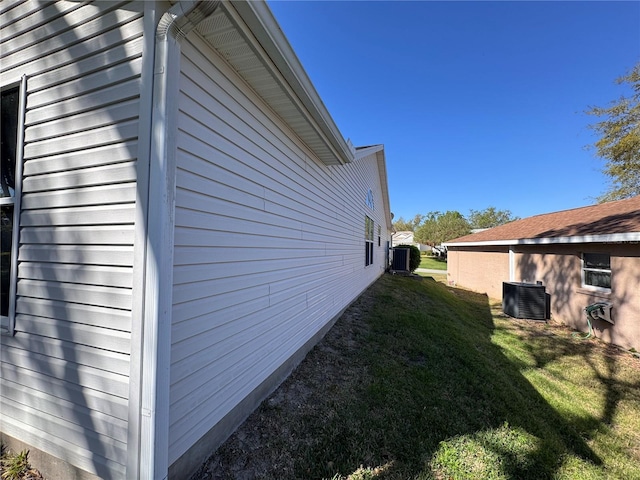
[{"x1": 502, "y1": 282, "x2": 549, "y2": 320}]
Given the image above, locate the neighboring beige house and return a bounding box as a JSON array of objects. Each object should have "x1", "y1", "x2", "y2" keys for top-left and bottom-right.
[{"x1": 445, "y1": 197, "x2": 640, "y2": 350}]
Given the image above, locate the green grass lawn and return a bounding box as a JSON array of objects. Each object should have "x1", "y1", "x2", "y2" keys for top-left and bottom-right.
[
  {"x1": 419, "y1": 255, "x2": 447, "y2": 270},
  {"x1": 297, "y1": 275, "x2": 640, "y2": 479}
]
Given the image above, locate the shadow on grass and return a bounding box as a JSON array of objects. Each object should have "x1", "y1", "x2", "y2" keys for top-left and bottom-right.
[{"x1": 297, "y1": 275, "x2": 603, "y2": 479}]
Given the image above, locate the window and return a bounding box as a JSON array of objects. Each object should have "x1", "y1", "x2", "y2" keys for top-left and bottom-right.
[
  {"x1": 365, "y1": 216, "x2": 374, "y2": 266},
  {"x1": 582, "y1": 253, "x2": 611, "y2": 290},
  {"x1": 377, "y1": 225, "x2": 381, "y2": 247},
  {"x1": 1, "y1": 80, "x2": 25, "y2": 330}
]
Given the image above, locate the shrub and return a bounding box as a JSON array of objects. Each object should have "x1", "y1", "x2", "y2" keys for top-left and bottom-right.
[{"x1": 396, "y1": 244, "x2": 421, "y2": 272}]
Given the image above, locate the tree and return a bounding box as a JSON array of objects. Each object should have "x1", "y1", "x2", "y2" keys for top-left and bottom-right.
[
  {"x1": 392, "y1": 214, "x2": 424, "y2": 232},
  {"x1": 414, "y1": 211, "x2": 470, "y2": 246},
  {"x1": 586, "y1": 62, "x2": 640, "y2": 202},
  {"x1": 468, "y1": 207, "x2": 519, "y2": 229}
]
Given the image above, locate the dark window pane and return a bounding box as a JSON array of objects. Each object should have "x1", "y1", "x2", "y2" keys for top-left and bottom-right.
[
  {"x1": 1, "y1": 205, "x2": 13, "y2": 317},
  {"x1": 584, "y1": 253, "x2": 610, "y2": 269},
  {"x1": 585, "y1": 270, "x2": 611, "y2": 289},
  {"x1": 1, "y1": 87, "x2": 19, "y2": 198}
]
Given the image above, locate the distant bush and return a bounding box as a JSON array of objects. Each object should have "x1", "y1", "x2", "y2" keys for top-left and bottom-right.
[{"x1": 396, "y1": 244, "x2": 421, "y2": 272}]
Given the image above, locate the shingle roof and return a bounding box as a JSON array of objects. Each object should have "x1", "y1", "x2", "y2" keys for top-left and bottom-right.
[{"x1": 446, "y1": 196, "x2": 640, "y2": 245}]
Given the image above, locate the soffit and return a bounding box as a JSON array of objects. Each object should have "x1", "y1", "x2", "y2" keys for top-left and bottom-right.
[{"x1": 193, "y1": 2, "x2": 351, "y2": 166}]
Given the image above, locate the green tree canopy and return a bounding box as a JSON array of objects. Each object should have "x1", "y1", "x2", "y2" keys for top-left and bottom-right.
[
  {"x1": 468, "y1": 207, "x2": 519, "y2": 229},
  {"x1": 414, "y1": 211, "x2": 470, "y2": 246},
  {"x1": 392, "y1": 214, "x2": 424, "y2": 232},
  {"x1": 586, "y1": 62, "x2": 640, "y2": 202}
]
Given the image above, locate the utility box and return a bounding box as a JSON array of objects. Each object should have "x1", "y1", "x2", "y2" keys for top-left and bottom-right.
[
  {"x1": 392, "y1": 247, "x2": 410, "y2": 271},
  {"x1": 502, "y1": 282, "x2": 549, "y2": 320}
]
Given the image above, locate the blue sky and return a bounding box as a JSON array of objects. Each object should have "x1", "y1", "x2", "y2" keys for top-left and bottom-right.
[{"x1": 267, "y1": 1, "x2": 640, "y2": 221}]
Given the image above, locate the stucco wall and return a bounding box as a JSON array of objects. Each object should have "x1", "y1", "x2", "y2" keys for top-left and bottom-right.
[
  {"x1": 514, "y1": 244, "x2": 639, "y2": 350},
  {"x1": 449, "y1": 243, "x2": 640, "y2": 350},
  {"x1": 447, "y1": 247, "x2": 510, "y2": 300}
]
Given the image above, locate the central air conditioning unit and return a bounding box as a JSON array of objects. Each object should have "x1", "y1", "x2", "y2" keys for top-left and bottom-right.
[{"x1": 502, "y1": 282, "x2": 549, "y2": 320}]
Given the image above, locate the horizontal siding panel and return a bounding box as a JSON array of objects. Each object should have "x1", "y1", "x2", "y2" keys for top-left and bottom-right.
[
  {"x1": 175, "y1": 186, "x2": 303, "y2": 233},
  {"x1": 28, "y1": 36, "x2": 144, "y2": 92},
  {"x1": 1, "y1": 379, "x2": 128, "y2": 443},
  {"x1": 20, "y1": 204, "x2": 135, "y2": 227},
  {"x1": 22, "y1": 161, "x2": 137, "y2": 192},
  {"x1": 22, "y1": 141, "x2": 138, "y2": 176},
  {"x1": 172, "y1": 255, "x2": 341, "y2": 285},
  {"x1": 0, "y1": 399, "x2": 126, "y2": 465},
  {"x1": 176, "y1": 167, "x2": 265, "y2": 211},
  {"x1": 174, "y1": 227, "x2": 325, "y2": 250},
  {"x1": 26, "y1": 78, "x2": 141, "y2": 127},
  {"x1": 20, "y1": 225, "x2": 134, "y2": 245},
  {"x1": 7, "y1": 331, "x2": 129, "y2": 376},
  {"x1": 0, "y1": 414, "x2": 126, "y2": 479},
  {"x1": 19, "y1": 245, "x2": 134, "y2": 267},
  {"x1": 23, "y1": 120, "x2": 139, "y2": 159},
  {"x1": 172, "y1": 287, "x2": 269, "y2": 325},
  {"x1": 28, "y1": 57, "x2": 142, "y2": 111},
  {"x1": 0, "y1": 1, "x2": 85, "y2": 46},
  {"x1": 171, "y1": 296, "x2": 270, "y2": 346},
  {"x1": 18, "y1": 279, "x2": 131, "y2": 311},
  {"x1": 14, "y1": 314, "x2": 130, "y2": 354},
  {"x1": 0, "y1": 1, "x2": 51, "y2": 22},
  {"x1": 25, "y1": 98, "x2": 140, "y2": 142},
  {"x1": 0, "y1": 361, "x2": 128, "y2": 420},
  {"x1": 19, "y1": 262, "x2": 132, "y2": 288},
  {"x1": 175, "y1": 207, "x2": 302, "y2": 241},
  {"x1": 172, "y1": 260, "x2": 342, "y2": 306},
  {"x1": 173, "y1": 245, "x2": 328, "y2": 266},
  {"x1": 16, "y1": 297, "x2": 131, "y2": 331},
  {"x1": 21, "y1": 183, "x2": 137, "y2": 209},
  {"x1": 2, "y1": 346, "x2": 129, "y2": 399},
  {"x1": 170, "y1": 294, "x2": 307, "y2": 409},
  {"x1": 1, "y1": 3, "x2": 141, "y2": 71},
  {"x1": 1, "y1": 18, "x2": 143, "y2": 86}
]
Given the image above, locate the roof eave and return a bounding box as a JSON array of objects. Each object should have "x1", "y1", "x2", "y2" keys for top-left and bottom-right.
[
  {"x1": 445, "y1": 232, "x2": 640, "y2": 247},
  {"x1": 224, "y1": 0, "x2": 353, "y2": 166}
]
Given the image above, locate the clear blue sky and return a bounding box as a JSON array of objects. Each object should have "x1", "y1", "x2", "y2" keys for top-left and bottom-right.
[{"x1": 267, "y1": 0, "x2": 640, "y2": 221}]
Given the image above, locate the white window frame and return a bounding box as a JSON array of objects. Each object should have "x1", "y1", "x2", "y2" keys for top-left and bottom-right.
[
  {"x1": 581, "y1": 252, "x2": 611, "y2": 292},
  {"x1": 365, "y1": 215, "x2": 374, "y2": 267},
  {"x1": 1, "y1": 76, "x2": 26, "y2": 336}
]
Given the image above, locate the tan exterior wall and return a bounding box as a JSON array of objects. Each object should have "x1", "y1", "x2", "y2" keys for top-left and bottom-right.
[
  {"x1": 447, "y1": 247, "x2": 510, "y2": 300},
  {"x1": 449, "y1": 243, "x2": 640, "y2": 350},
  {"x1": 514, "y1": 244, "x2": 639, "y2": 350}
]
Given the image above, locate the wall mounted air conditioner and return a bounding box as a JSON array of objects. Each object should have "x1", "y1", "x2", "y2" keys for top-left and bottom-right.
[{"x1": 502, "y1": 282, "x2": 549, "y2": 320}]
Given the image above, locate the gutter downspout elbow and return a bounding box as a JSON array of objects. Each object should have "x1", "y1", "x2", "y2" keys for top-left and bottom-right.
[{"x1": 141, "y1": 2, "x2": 220, "y2": 479}]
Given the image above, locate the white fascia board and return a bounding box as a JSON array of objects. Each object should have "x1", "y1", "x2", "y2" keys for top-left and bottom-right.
[
  {"x1": 355, "y1": 144, "x2": 384, "y2": 160},
  {"x1": 230, "y1": 0, "x2": 353, "y2": 165},
  {"x1": 444, "y1": 232, "x2": 640, "y2": 247},
  {"x1": 376, "y1": 150, "x2": 393, "y2": 231}
]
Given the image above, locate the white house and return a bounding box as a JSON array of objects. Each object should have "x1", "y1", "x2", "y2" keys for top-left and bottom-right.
[{"x1": 0, "y1": 2, "x2": 393, "y2": 479}]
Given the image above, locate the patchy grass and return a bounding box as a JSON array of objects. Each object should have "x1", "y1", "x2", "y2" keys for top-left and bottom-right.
[
  {"x1": 0, "y1": 447, "x2": 43, "y2": 480},
  {"x1": 194, "y1": 274, "x2": 640, "y2": 480}
]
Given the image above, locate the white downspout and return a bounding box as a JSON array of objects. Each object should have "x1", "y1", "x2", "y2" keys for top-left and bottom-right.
[{"x1": 141, "y1": 2, "x2": 219, "y2": 479}]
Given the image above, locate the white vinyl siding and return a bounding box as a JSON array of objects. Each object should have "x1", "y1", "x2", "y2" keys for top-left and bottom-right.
[
  {"x1": 0, "y1": 1, "x2": 144, "y2": 478},
  {"x1": 169, "y1": 34, "x2": 388, "y2": 463}
]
